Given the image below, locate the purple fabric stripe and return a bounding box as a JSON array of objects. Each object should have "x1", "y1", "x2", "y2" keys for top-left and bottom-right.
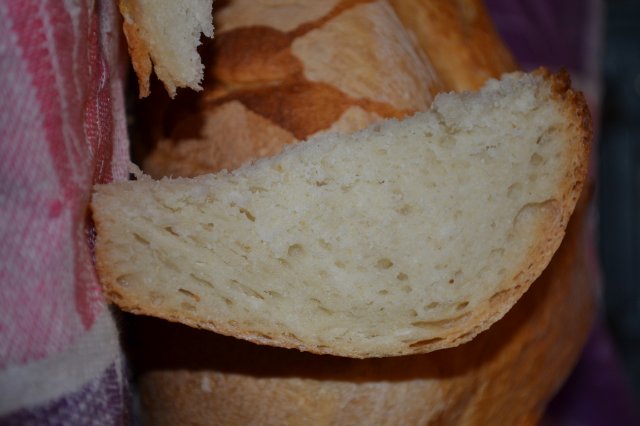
[
  {"x1": 545, "y1": 320, "x2": 640, "y2": 425},
  {"x1": 0, "y1": 363, "x2": 130, "y2": 426},
  {"x1": 486, "y1": 0, "x2": 592, "y2": 72}
]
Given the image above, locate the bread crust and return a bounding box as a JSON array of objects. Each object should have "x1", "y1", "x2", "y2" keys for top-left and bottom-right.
[
  {"x1": 119, "y1": 0, "x2": 152, "y2": 97},
  {"x1": 131, "y1": 192, "x2": 596, "y2": 425},
  {"x1": 95, "y1": 70, "x2": 592, "y2": 358},
  {"x1": 388, "y1": 0, "x2": 518, "y2": 91},
  {"x1": 142, "y1": 0, "x2": 439, "y2": 177},
  {"x1": 109, "y1": 0, "x2": 598, "y2": 422}
]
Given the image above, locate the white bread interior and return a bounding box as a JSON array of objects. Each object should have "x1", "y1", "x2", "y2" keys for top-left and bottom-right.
[
  {"x1": 92, "y1": 70, "x2": 590, "y2": 358},
  {"x1": 118, "y1": 0, "x2": 214, "y2": 98}
]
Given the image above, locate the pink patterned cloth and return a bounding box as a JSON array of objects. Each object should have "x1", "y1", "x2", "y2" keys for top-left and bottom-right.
[{"x1": 0, "y1": 0, "x2": 130, "y2": 423}]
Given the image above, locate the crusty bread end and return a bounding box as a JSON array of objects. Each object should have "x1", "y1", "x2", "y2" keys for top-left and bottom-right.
[{"x1": 119, "y1": 0, "x2": 214, "y2": 98}]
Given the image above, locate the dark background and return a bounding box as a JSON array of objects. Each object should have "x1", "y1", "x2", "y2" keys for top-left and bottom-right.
[
  {"x1": 598, "y1": 0, "x2": 640, "y2": 403},
  {"x1": 487, "y1": 0, "x2": 640, "y2": 417}
]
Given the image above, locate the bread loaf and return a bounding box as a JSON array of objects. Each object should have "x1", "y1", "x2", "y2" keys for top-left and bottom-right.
[
  {"x1": 129, "y1": 194, "x2": 597, "y2": 425},
  {"x1": 118, "y1": 0, "x2": 214, "y2": 97},
  {"x1": 388, "y1": 0, "x2": 518, "y2": 91},
  {"x1": 114, "y1": 1, "x2": 596, "y2": 423},
  {"x1": 92, "y1": 70, "x2": 589, "y2": 358},
  {"x1": 141, "y1": 0, "x2": 442, "y2": 178}
]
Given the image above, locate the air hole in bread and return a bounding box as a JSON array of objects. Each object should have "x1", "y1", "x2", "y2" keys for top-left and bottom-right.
[
  {"x1": 335, "y1": 260, "x2": 345, "y2": 269},
  {"x1": 239, "y1": 208, "x2": 255, "y2": 222},
  {"x1": 507, "y1": 183, "x2": 522, "y2": 199},
  {"x1": 426, "y1": 302, "x2": 439, "y2": 309},
  {"x1": 378, "y1": 289, "x2": 389, "y2": 295},
  {"x1": 266, "y1": 290, "x2": 283, "y2": 298},
  {"x1": 397, "y1": 272, "x2": 409, "y2": 281},
  {"x1": 530, "y1": 152, "x2": 544, "y2": 166},
  {"x1": 376, "y1": 258, "x2": 393, "y2": 269},
  {"x1": 535, "y1": 127, "x2": 557, "y2": 145},
  {"x1": 315, "y1": 180, "x2": 328, "y2": 187},
  {"x1": 288, "y1": 244, "x2": 305, "y2": 257},
  {"x1": 164, "y1": 226, "x2": 179, "y2": 237},
  {"x1": 317, "y1": 305, "x2": 333, "y2": 315},
  {"x1": 396, "y1": 204, "x2": 412, "y2": 215},
  {"x1": 234, "y1": 241, "x2": 252, "y2": 253},
  {"x1": 200, "y1": 222, "x2": 214, "y2": 232},
  {"x1": 154, "y1": 249, "x2": 180, "y2": 272},
  {"x1": 514, "y1": 199, "x2": 559, "y2": 230},
  {"x1": 181, "y1": 302, "x2": 197, "y2": 312},
  {"x1": 456, "y1": 301, "x2": 469, "y2": 311},
  {"x1": 318, "y1": 238, "x2": 332, "y2": 250},
  {"x1": 439, "y1": 135, "x2": 456, "y2": 148},
  {"x1": 409, "y1": 309, "x2": 418, "y2": 317},
  {"x1": 178, "y1": 288, "x2": 200, "y2": 302},
  {"x1": 189, "y1": 235, "x2": 206, "y2": 245},
  {"x1": 190, "y1": 273, "x2": 215, "y2": 289},
  {"x1": 413, "y1": 312, "x2": 469, "y2": 328},
  {"x1": 278, "y1": 258, "x2": 290, "y2": 267},
  {"x1": 132, "y1": 233, "x2": 150, "y2": 245},
  {"x1": 149, "y1": 291, "x2": 164, "y2": 306},
  {"x1": 231, "y1": 279, "x2": 265, "y2": 300},
  {"x1": 490, "y1": 288, "x2": 513, "y2": 303},
  {"x1": 409, "y1": 337, "x2": 443, "y2": 348}
]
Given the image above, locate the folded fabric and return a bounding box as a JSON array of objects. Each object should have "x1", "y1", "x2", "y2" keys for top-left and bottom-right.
[{"x1": 0, "y1": 0, "x2": 130, "y2": 423}]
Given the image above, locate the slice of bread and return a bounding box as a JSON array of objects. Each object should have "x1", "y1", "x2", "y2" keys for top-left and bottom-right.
[
  {"x1": 118, "y1": 0, "x2": 214, "y2": 98},
  {"x1": 92, "y1": 70, "x2": 590, "y2": 358}
]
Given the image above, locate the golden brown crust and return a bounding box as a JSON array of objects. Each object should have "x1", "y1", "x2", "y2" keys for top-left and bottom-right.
[
  {"x1": 143, "y1": 102, "x2": 296, "y2": 178},
  {"x1": 131, "y1": 193, "x2": 596, "y2": 425},
  {"x1": 143, "y1": 0, "x2": 438, "y2": 177},
  {"x1": 141, "y1": 0, "x2": 517, "y2": 177},
  {"x1": 388, "y1": 0, "x2": 519, "y2": 91},
  {"x1": 119, "y1": 0, "x2": 152, "y2": 98}
]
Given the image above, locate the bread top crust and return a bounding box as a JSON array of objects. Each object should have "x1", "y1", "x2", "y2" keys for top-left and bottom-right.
[
  {"x1": 141, "y1": 0, "x2": 441, "y2": 177},
  {"x1": 93, "y1": 70, "x2": 591, "y2": 358},
  {"x1": 388, "y1": 0, "x2": 518, "y2": 91}
]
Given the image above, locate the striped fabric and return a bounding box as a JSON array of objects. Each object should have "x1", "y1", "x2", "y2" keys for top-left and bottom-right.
[{"x1": 0, "y1": 0, "x2": 130, "y2": 423}]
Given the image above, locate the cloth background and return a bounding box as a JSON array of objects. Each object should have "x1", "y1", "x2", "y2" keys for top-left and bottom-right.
[
  {"x1": 0, "y1": 0, "x2": 635, "y2": 424},
  {"x1": 1, "y1": 0, "x2": 130, "y2": 424}
]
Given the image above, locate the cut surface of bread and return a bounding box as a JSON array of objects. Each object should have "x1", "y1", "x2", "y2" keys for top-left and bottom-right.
[
  {"x1": 118, "y1": 0, "x2": 214, "y2": 98},
  {"x1": 92, "y1": 70, "x2": 590, "y2": 358}
]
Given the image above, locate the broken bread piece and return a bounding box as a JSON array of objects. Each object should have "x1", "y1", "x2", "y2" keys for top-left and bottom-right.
[
  {"x1": 92, "y1": 70, "x2": 590, "y2": 358},
  {"x1": 118, "y1": 0, "x2": 214, "y2": 98}
]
